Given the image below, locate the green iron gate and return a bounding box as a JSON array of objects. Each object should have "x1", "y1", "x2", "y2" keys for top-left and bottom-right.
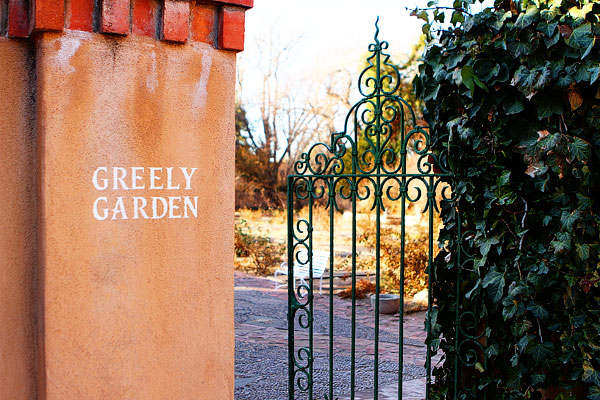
[{"x1": 286, "y1": 21, "x2": 484, "y2": 399}]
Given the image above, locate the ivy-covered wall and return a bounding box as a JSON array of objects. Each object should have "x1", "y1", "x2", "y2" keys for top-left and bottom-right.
[{"x1": 414, "y1": 0, "x2": 600, "y2": 398}]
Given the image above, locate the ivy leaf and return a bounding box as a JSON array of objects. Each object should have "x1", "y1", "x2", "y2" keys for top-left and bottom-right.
[
  {"x1": 474, "y1": 60, "x2": 498, "y2": 82},
  {"x1": 482, "y1": 269, "x2": 505, "y2": 303},
  {"x1": 497, "y1": 170, "x2": 511, "y2": 186},
  {"x1": 480, "y1": 237, "x2": 500, "y2": 257},
  {"x1": 513, "y1": 318, "x2": 533, "y2": 337},
  {"x1": 531, "y1": 373, "x2": 545, "y2": 385},
  {"x1": 526, "y1": 341, "x2": 554, "y2": 365},
  {"x1": 527, "y1": 302, "x2": 548, "y2": 319},
  {"x1": 551, "y1": 232, "x2": 572, "y2": 254},
  {"x1": 568, "y1": 23, "x2": 594, "y2": 56},
  {"x1": 515, "y1": 5, "x2": 539, "y2": 29},
  {"x1": 510, "y1": 351, "x2": 519, "y2": 367},
  {"x1": 569, "y1": 137, "x2": 591, "y2": 162},
  {"x1": 445, "y1": 52, "x2": 464, "y2": 69},
  {"x1": 541, "y1": 7, "x2": 558, "y2": 22},
  {"x1": 575, "y1": 63, "x2": 593, "y2": 83},
  {"x1": 537, "y1": 21, "x2": 558, "y2": 38},
  {"x1": 461, "y1": 65, "x2": 488, "y2": 94},
  {"x1": 503, "y1": 298, "x2": 519, "y2": 320},
  {"x1": 504, "y1": 97, "x2": 524, "y2": 115},
  {"x1": 465, "y1": 280, "x2": 481, "y2": 299},
  {"x1": 543, "y1": 215, "x2": 553, "y2": 226},
  {"x1": 451, "y1": 10, "x2": 464, "y2": 25},
  {"x1": 556, "y1": 73, "x2": 575, "y2": 89},
  {"x1": 496, "y1": 63, "x2": 510, "y2": 82},
  {"x1": 568, "y1": 85, "x2": 584, "y2": 110},
  {"x1": 533, "y1": 64, "x2": 553, "y2": 91},
  {"x1": 422, "y1": 23, "x2": 431, "y2": 36},
  {"x1": 509, "y1": 41, "x2": 533, "y2": 58},
  {"x1": 576, "y1": 243, "x2": 590, "y2": 261},
  {"x1": 582, "y1": 37, "x2": 596, "y2": 59},
  {"x1": 537, "y1": 131, "x2": 560, "y2": 150},
  {"x1": 533, "y1": 95, "x2": 563, "y2": 119},
  {"x1": 589, "y1": 385, "x2": 600, "y2": 400},
  {"x1": 583, "y1": 361, "x2": 600, "y2": 385},
  {"x1": 577, "y1": 193, "x2": 593, "y2": 209},
  {"x1": 423, "y1": 81, "x2": 440, "y2": 101},
  {"x1": 492, "y1": 10, "x2": 511, "y2": 31},
  {"x1": 568, "y1": 3, "x2": 594, "y2": 21},
  {"x1": 544, "y1": 30, "x2": 561, "y2": 48},
  {"x1": 561, "y1": 210, "x2": 580, "y2": 232},
  {"x1": 559, "y1": 24, "x2": 573, "y2": 40},
  {"x1": 590, "y1": 64, "x2": 600, "y2": 85}
]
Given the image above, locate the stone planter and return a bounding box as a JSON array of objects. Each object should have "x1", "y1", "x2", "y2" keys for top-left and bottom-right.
[{"x1": 370, "y1": 293, "x2": 400, "y2": 314}]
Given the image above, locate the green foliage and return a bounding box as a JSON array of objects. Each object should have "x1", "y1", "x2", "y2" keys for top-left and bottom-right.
[{"x1": 414, "y1": 0, "x2": 600, "y2": 398}]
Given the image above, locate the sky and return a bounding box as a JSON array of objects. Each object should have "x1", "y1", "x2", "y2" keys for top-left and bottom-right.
[
  {"x1": 237, "y1": 0, "x2": 430, "y2": 135},
  {"x1": 241, "y1": 0, "x2": 424, "y2": 81},
  {"x1": 236, "y1": 0, "x2": 493, "y2": 148}
]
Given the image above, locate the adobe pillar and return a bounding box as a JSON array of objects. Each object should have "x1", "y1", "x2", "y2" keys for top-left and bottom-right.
[{"x1": 0, "y1": 0, "x2": 252, "y2": 398}]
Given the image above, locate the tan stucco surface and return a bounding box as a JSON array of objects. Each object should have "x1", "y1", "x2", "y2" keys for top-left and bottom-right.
[
  {"x1": 0, "y1": 39, "x2": 39, "y2": 400},
  {"x1": 36, "y1": 31, "x2": 235, "y2": 399}
]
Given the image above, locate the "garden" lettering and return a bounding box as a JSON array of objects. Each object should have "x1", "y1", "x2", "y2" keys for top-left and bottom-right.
[{"x1": 91, "y1": 167, "x2": 199, "y2": 221}]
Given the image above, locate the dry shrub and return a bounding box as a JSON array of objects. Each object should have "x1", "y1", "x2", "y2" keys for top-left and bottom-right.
[
  {"x1": 338, "y1": 279, "x2": 376, "y2": 299},
  {"x1": 358, "y1": 226, "x2": 429, "y2": 297},
  {"x1": 235, "y1": 219, "x2": 284, "y2": 275}
]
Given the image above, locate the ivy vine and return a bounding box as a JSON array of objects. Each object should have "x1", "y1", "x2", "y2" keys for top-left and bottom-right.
[{"x1": 414, "y1": 0, "x2": 600, "y2": 398}]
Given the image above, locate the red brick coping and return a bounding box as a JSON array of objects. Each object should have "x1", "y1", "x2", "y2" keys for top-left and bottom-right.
[{"x1": 1, "y1": 0, "x2": 252, "y2": 51}]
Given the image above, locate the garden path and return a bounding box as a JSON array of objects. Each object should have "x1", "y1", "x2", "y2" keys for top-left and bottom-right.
[{"x1": 235, "y1": 271, "x2": 429, "y2": 400}]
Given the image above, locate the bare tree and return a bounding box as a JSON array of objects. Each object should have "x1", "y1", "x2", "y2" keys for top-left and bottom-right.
[{"x1": 235, "y1": 35, "x2": 352, "y2": 208}]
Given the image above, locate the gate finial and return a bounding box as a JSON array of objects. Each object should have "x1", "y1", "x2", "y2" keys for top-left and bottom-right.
[{"x1": 374, "y1": 16, "x2": 380, "y2": 43}]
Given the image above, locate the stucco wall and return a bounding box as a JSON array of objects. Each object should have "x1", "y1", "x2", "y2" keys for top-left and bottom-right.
[
  {"x1": 34, "y1": 31, "x2": 236, "y2": 399},
  {"x1": 0, "y1": 38, "x2": 39, "y2": 400}
]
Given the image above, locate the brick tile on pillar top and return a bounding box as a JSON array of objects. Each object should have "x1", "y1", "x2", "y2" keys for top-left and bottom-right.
[
  {"x1": 162, "y1": 0, "x2": 189, "y2": 43},
  {"x1": 191, "y1": 4, "x2": 217, "y2": 45},
  {"x1": 101, "y1": 0, "x2": 130, "y2": 35},
  {"x1": 32, "y1": 0, "x2": 65, "y2": 31},
  {"x1": 219, "y1": 6, "x2": 245, "y2": 51},
  {"x1": 68, "y1": 0, "x2": 94, "y2": 31},
  {"x1": 132, "y1": 0, "x2": 159, "y2": 38},
  {"x1": 7, "y1": 0, "x2": 29, "y2": 37}
]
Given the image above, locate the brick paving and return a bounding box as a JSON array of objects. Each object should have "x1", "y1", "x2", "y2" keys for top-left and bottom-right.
[{"x1": 235, "y1": 272, "x2": 431, "y2": 400}]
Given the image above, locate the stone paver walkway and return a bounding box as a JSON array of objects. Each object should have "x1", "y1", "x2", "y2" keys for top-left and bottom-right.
[{"x1": 235, "y1": 271, "x2": 430, "y2": 400}]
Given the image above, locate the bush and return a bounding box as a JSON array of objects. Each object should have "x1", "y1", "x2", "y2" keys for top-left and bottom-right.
[
  {"x1": 338, "y1": 279, "x2": 377, "y2": 299},
  {"x1": 414, "y1": 0, "x2": 600, "y2": 398},
  {"x1": 358, "y1": 226, "x2": 429, "y2": 297},
  {"x1": 235, "y1": 219, "x2": 284, "y2": 275}
]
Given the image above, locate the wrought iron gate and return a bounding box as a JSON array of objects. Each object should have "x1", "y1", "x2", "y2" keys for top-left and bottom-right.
[{"x1": 286, "y1": 21, "x2": 481, "y2": 400}]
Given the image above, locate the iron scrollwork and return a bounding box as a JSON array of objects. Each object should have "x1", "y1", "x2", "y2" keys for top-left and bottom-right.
[{"x1": 287, "y1": 18, "x2": 470, "y2": 400}]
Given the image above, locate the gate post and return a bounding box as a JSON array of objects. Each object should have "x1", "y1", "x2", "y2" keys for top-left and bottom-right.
[{"x1": 0, "y1": 1, "x2": 251, "y2": 398}]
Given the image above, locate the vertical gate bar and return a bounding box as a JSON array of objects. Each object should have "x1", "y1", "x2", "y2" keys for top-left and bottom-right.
[
  {"x1": 329, "y1": 177, "x2": 335, "y2": 400},
  {"x1": 288, "y1": 176, "x2": 295, "y2": 400},
  {"x1": 398, "y1": 177, "x2": 406, "y2": 399},
  {"x1": 398, "y1": 108, "x2": 407, "y2": 400},
  {"x1": 351, "y1": 175, "x2": 357, "y2": 399},
  {"x1": 374, "y1": 183, "x2": 381, "y2": 400},
  {"x1": 425, "y1": 176, "x2": 434, "y2": 399},
  {"x1": 309, "y1": 179, "x2": 314, "y2": 400},
  {"x1": 350, "y1": 106, "x2": 359, "y2": 400},
  {"x1": 373, "y1": 35, "x2": 382, "y2": 399},
  {"x1": 454, "y1": 212, "x2": 461, "y2": 399}
]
